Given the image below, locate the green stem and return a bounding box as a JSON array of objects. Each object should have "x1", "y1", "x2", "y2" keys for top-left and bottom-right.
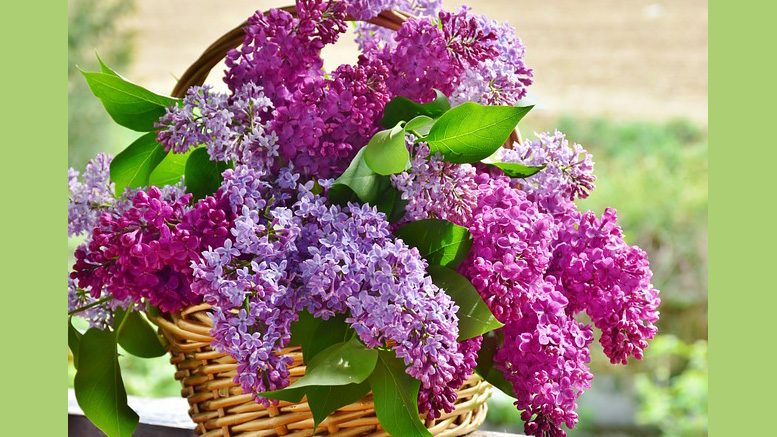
[{"x1": 68, "y1": 296, "x2": 113, "y2": 316}]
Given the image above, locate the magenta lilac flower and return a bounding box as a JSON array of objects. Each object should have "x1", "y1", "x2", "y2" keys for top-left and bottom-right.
[{"x1": 548, "y1": 208, "x2": 660, "y2": 364}]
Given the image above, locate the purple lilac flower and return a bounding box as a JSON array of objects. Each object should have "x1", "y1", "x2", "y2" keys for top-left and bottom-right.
[
  {"x1": 156, "y1": 83, "x2": 278, "y2": 169},
  {"x1": 500, "y1": 131, "x2": 596, "y2": 213},
  {"x1": 71, "y1": 185, "x2": 235, "y2": 313},
  {"x1": 353, "y1": 0, "x2": 443, "y2": 51},
  {"x1": 68, "y1": 276, "x2": 113, "y2": 329},
  {"x1": 68, "y1": 153, "x2": 115, "y2": 237},
  {"x1": 494, "y1": 278, "x2": 594, "y2": 437},
  {"x1": 548, "y1": 207, "x2": 660, "y2": 364},
  {"x1": 458, "y1": 173, "x2": 557, "y2": 323},
  {"x1": 391, "y1": 143, "x2": 479, "y2": 225},
  {"x1": 449, "y1": 8, "x2": 533, "y2": 106}
]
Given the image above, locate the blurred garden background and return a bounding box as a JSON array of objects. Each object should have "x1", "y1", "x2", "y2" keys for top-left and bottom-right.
[{"x1": 68, "y1": 0, "x2": 708, "y2": 435}]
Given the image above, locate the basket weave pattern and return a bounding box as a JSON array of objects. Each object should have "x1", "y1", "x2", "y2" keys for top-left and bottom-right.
[{"x1": 151, "y1": 304, "x2": 492, "y2": 436}]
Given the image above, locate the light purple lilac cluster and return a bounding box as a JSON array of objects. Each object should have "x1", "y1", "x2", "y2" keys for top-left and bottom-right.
[
  {"x1": 500, "y1": 130, "x2": 596, "y2": 213},
  {"x1": 156, "y1": 83, "x2": 278, "y2": 170},
  {"x1": 190, "y1": 165, "x2": 466, "y2": 417},
  {"x1": 68, "y1": 153, "x2": 115, "y2": 237}
]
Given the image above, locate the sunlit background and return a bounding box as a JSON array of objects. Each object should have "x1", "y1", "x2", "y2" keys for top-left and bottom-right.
[{"x1": 68, "y1": 1, "x2": 708, "y2": 435}]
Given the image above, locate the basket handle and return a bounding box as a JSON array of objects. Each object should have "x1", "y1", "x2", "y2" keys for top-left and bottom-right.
[{"x1": 171, "y1": 6, "x2": 409, "y2": 98}]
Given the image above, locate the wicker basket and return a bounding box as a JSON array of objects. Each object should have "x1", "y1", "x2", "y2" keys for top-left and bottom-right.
[
  {"x1": 150, "y1": 304, "x2": 491, "y2": 436},
  {"x1": 149, "y1": 5, "x2": 493, "y2": 436}
]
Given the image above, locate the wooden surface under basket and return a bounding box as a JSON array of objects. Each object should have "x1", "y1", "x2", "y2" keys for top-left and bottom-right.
[{"x1": 150, "y1": 304, "x2": 492, "y2": 437}]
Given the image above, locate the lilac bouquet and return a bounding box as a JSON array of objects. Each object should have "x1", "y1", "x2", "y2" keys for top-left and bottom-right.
[{"x1": 68, "y1": 1, "x2": 660, "y2": 436}]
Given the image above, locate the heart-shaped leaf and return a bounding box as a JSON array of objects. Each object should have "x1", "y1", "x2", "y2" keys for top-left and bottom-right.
[
  {"x1": 375, "y1": 185, "x2": 408, "y2": 224},
  {"x1": 329, "y1": 148, "x2": 391, "y2": 205},
  {"x1": 68, "y1": 318, "x2": 83, "y2": 369},
  {"x1": 74, "y1": 328, "x2": 139, "y2": 437},
  {"x1": 369, "y1": 349, "x2": 432, "y2": 437},
  {"x1": 110, "y1": 133, "x2": 167, "y2": 196},
  {"x1": 184, "y1": 147, "x2": 230, "y2": 200},
  {"x1": 307, "y1": 382, "x2": 370, "y2": 431},
  {"x1": 363, "y1": 123, "x2": 409, "y2": 175},
  {"x1": 81, "y1": 68, "x2": 178, "y2": 132},
  {"x1": 420, "y1": 103, "x2": 533, "y2": 164},
  {"x1": 489, "y1": 162, "x2": 545, "y2": 178},
  {"x1": 475, "y1": 330, "x2": 516, "y2": 398},
  {"x1": 149, "y1": 147, "x2": 195, "y2": 186},
  {"x1": 305, "y1": 314, "x2": 354, "y2": 363},
  {"x1": 380, "y1": 89, "x2": 450, "y2": 129},
  {"x1": 427, "y1": 265, "x2": 504, "y2": 340},
  {"x1": 260, "y1": 336, "x2": 378, "y2": 401},
  {"x1": 394, "y1": 219, "x2": 473, "y2": 268},
  {"x1": 114, "y1": 309, "x2": 166, "y2": 358}
]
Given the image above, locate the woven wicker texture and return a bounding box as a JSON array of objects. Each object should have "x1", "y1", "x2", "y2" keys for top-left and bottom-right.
[{"x1": 151, "y1": 304, "x2": 492, "y2": 436}]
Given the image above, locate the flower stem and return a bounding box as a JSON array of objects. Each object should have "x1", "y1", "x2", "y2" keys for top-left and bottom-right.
[{"x1": 68, "y1": 296, "x2": 113, "y2": 316}]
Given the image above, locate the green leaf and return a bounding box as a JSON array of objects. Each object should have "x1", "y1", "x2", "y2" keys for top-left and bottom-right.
[
  {"x1": 289, "y1": 311, "x2": 322, "y2": 361},
  {"x1": 305, "y1": 315, "x2": 353, "y2": 363},
  {"x1": 329, "y1": 148, "x2": 390, "y2": 205},
  {"x1": 375, "y1": 186, "x2": 408, "y2": 224},
  {"x1": 260, "y1": 336, "x2": 378, "y2": 401},
  {"x1": 363, "y1": 123, "x2": 409, "y2": 176},
  {"x1": 81, "y1": 69, "x2": 178, "y2": 132},
  {"x1": 110, "y1": 133, "x2": 167, "y2": 196},
  {"x1": 114, "y1": 309, "x2": 166, "y2": 358},
  {"x1": 149, "y1": 147, "x2": 195, "y2": 186},
  {"x1": 420, "y1": 103, "x2": 533, "y2": 164},
  {"x1": 68, "y1": 318, "x2": 83, "y2": 369},
  {"x1": 427, "y1": 266, "x2": 504, "y2": 340},
  {"x1": 475, "y1": 331, "x2": 516, "y2": 398},
  {"x1": 369, "y1": 349, "x2": 432, "y2": 437},
  {"x1": 74, "y1": 329, "x2": 139, "y2": 437},
  {"x1": 184, "y1": 147, "x2": 230, "y2": 200},
  {"x1": 307, "y1": 382, "x2": 370, "y2": 431},
  {"x1": 394, "y1": 219, "x2": 473, "y2": 268},
  {"x1": 489, "y1": 162, "x2": 545, "y2": 178},
  {"x1": 405, "y1": 115, "x2": 435, "y2": 137},
  {"x1": 96, "y1": 53, "x2": 119, "y2": 76},
  {"x1": 380, "y1": 90, "x2": 450, "y2": 129}
]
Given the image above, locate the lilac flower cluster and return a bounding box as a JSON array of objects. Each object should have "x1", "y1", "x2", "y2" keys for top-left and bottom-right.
[
  {"x1": 156, "y1": 83, "x2": 278, "y2": 169},
  {"x1": 391, "y1": 143, "x2": 479, "y2": 224},
  {"x1": 68, "y1": 153, "x2": 115, "y2": 237},
  {"x1": 71, "y1": 185, "x2": 235, "y2": 313},
  {"x1": 494, "y1": 279, "x2": 594, "y2": 437},
  {"x1": 500, "y1": 131, "x2": 596, "y2": 213},
  {"x1": 353, "y1": 0, "x2": 442, "y2": 52},
  {"x1": 548, "y1": 208, "x2": 660, "y2": 364},
  {"x1": 191, "y1": 166, "x2": 466, "y2": 417}
]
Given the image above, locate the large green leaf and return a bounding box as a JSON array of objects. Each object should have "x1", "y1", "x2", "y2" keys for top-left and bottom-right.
[
  {"x1": 260, "y1": 336, "x2": 378, "y2": 401},
  {"x1": 380, "y1": 90, "x2": 450, "y2": 129},
  {"x1": 363, "y1": 123, "x2": 409, "y2": 176},
  {"x1": 68, "y1": 318, "x2": 83, "y2": 369},
  {"x1": 305, "y1": 315, "x2": 354, "y2": 363},
  {"x1": 369, "y1": 349, "x2": 432, "y2": 437},
  {"x1": 489, "y1": 162, "x2": 546, "y2": 178},
  {"x1": 148, "y1": 147, "x2": 194, "y2": 186},
  {"x1": 74, "y1": 329, "x2": 139, "y2": 437},
  {"x1": 289, "y1": 311, "x2": 322, "y2": 361},
  {"x1": 110, "y1": 133, "x2": 167, "y2": 196},
  {"x1": 394, "y1": 219, "x2": 473, "y2": 268},
  {"x1": 375, "y1": 185, "x2": 408, "y2": 224},
  {"x1": 427, "y1": 266, "x2": 504, "y2": 340},
  {"x1": 114, "y1": 309, "x2": 166, "y2": 358},
  {"x1": 420, "y1": 103, "x2": 533, "y2": 164},
  {"x1": 307, "y1": 382, "x2": 370, "y2": 431},
  {"x1": 184, "y1": 147, "x2": 230, "y2": 200},
  {"x1": 329, "y1": 148, "x2": 390, "y2": 205},
  {"x1": 81, "y1": 69, "x2": 178, "y2": 132},
  {"x1": 474, "y1": 330, "x2": 516, "y2": 398}
]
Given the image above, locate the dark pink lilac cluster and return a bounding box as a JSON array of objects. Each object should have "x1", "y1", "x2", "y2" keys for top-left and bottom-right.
[{"x1": 71, "y1": 186, "x2": 234, "y2": 313}]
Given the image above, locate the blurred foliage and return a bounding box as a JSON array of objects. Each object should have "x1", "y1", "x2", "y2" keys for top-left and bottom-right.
[
  {"x1": 68, "y1": 0, "x2": 135, "y2": 171},
  {"x1": 634, "y1": 335, "x2": 708, "y2": 436}
]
